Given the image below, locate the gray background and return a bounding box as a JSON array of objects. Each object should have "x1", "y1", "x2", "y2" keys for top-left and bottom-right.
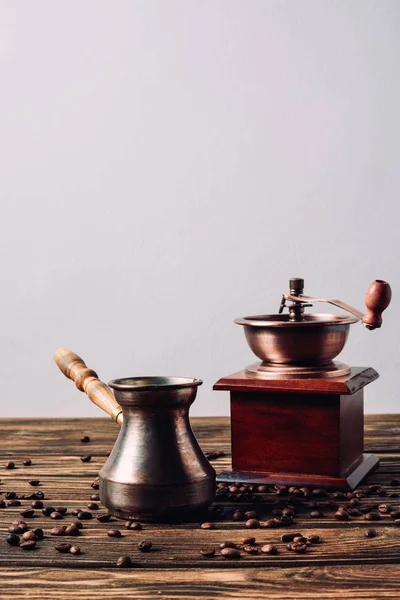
[{"x1": 1, "y1": 0, "x2": 399, "y2": 418}]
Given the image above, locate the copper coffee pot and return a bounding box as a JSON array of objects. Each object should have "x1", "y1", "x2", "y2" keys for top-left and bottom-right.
[
  {"x1": 54, "y1": 349, "x2": 215, "y2": 521},
  {"x1": 235, "y1": 279, "x2": 392, "y2": 378}
]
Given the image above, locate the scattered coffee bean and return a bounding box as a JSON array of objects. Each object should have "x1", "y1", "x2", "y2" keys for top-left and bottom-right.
[
  {"x1": 245, "y1": 518, "x2": 260, "y2": 529},
  {"x1": 42, "y1": 506, "x2": 56, "y2": 517},
  {"x1": 221, "y1": 547, "x2": 241, "y2": 559},
  {"x1": 258, "y1": 485, "x2": 269, "y2": 493},
  {"x1": 388, "y1": 493, "x2": 399, "y2": 498},
  {"x1": 138, "y1": 540, "x2": 152, "y2": 552},
  {"x1": 23, "y1": 459, "x2": 32, "y2": 466},
  {"x1": 307, "y1": 534, "x2": 320, "y2": 544},
  {"x1": 281, "y1": 533, "x2": 301, "y2": 543},
  {"x1": 219, "y1": 541, "x2": 238, "y2": 550},
  {"x1": 55, "y1": 507, "x2": 68, "y2": 515},
  {"x1": 5, "y1": 461, "x2": 15, "y2": 469},
  {"x1": 200, "y1": 522, "x2": 215, "y2": 530},
  {"x1": 13, "y1": 521, "x2": 28, "y2": 532},
  {"x1": 97, "y1": 513, "x2": 112, "y2": 523},
  {"x1": 0, "y1": 501, "x2": 5, "y2": 508},
  {"x1": 21, "y1": 540, "x2": 36, "y2": 550},
  {"x1": 116, "y1": 555, "x2": 133, "y2": 568},
  {"x1": 287, "y1": 542, "x2": 307, "y2": 553},
  {"x1": 64, "y1": 525, "x2": 80, "y2": 536},
  {"x1": 293, "y1": 536, "x2": 307, "y2": 544},
  {"x1": 390, "y1": 479, "x2": 400, "y2": 487},
  {"x1": 200, "y1": 548, "x2": 215, "y2": 557},
  {"x1": 28, "y1": 480, "x2": 40, "y2": 487},
  {"x1": 50, "y1": 527, "x2": 66, "y2": 536},
  {"x1": 264, "y1": 519, "x2": 280, "y2": 528},
  {"x1": 228, "y1": 486, "x2": 239, "y2": 493},
  {"x1": 77, "y1": 511, "x2": 92, "y2": 520},
  {"x1": 243, "y1": 544, "x2": 258, "y2": 554},
  {"x1": 310, "y1": 510, "x2": 323, "y2": 518},
  {"x1": 8, "y1": 525, "x2": 22, "y2": 534},
  {"x1": 334, "y1": 510, "x2": 349, "y2": 521},
  {"x1": 81, "y1": 436, "x2": 91, "y2": 443},
  {"x1": 365, "y1": 528, "x2": 377, "y2": 538},
  {"x1": 232, "y1": 510, "x2": 245, "y2": 521},
  {"x1": 261, "y1": 544, "x2": 279, "y2": 555},
  {"x1": 81, "y1": 456, "x2": 92, "y2": 463},
  {"x1": 378, "y1": 504, "x2": 392, "y2": 514},
  {"x1": 365, "y1": 512, "x2": 381, "y2": 521},
  {"x1": 31, "y1": 500, "x2": 43, "y2": 509},
  {"x1": 91, "y1": 477, "x2": 99, "y2": 489},
  {"x1": 244, "y1": 511, "x2": 258, "y2": 519},
  {"x1": 50, "y1": 512, "x2": 63, "y2": 520},
  {"x1": 22, "y1": 531, "x2": 37, "y2": 542},
  {"x1": 107, "y1": 529, "x2": 122, "y2": 538},
  {"x1": 90, "y1": 494, "x2": 100, "y2": 501},
  {"x1": 69, "y1": 545, "x2": 81, "y2": 555},
  {"x1": 55, "y1": 543, "x2": 71, "y2": 553},
  {"x1": 32, "y1": 491, "x2": 44, "y2": 500},
  {"x1": 241, "y1": 536, "x2": 256, "y2": 545},
  {"x1": 32, "y1": 528, "x2": 43, "y2": 539},
  {"x1": 72, "y1": 521, "x2": 83, "y2": 529},
  {"x1": 20, "y1": 509, "x2": 35, "y2": 519},
  {"x1": 125, "y1": 521, "x2": 142, "y2": 530},
  {"x1": 394, "y1": 519, "x2": 400, "y2": 526},
  {"x1": 7, "y1": 500, "x2": 21, "y2": 507},
  {"x1": 87, "y1": 502, "x2": 99, "y2": 510},
  {"x1": 391, "y1": 511, "x2": 400, "y2": 520},
  {"x1": 5, "y1": 492, "x2": 17, "y2": 499},
  {"x1": 6, "y1": 533, "x2": 20, "y2": 546}
]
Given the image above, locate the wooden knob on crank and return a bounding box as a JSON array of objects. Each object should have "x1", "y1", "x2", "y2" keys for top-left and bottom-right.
[
  {"x1": 363, "y1": 280, "x2": 392, "y2": 329},
  {"x1": 54, "y1": 348, "x2": 123, "y2": 426}
]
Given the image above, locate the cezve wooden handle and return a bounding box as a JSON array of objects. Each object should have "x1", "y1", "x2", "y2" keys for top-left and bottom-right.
[
  {"x1": 54, "y1": 348, "x2": 123, "y2": 426},
  {"x1": 363, "y1": 280, "x2": 392, "y2": 329}
]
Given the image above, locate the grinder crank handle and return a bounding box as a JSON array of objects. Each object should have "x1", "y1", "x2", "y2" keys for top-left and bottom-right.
[
  {"x1": 54, "y1": 348, "x2": 123, "y2": 426},
  {"x1": 285, "y1": 280, "x2": 392, "y2": 330}
]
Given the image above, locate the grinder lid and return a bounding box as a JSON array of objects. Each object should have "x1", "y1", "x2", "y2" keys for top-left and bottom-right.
[{"x1": 235, "y1": 313, "x2": 358, "y2": 328}]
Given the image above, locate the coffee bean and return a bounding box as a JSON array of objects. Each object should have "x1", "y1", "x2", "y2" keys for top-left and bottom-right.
[
  {"x1": 334, "y1": 511, "x2": 349, "y2": 521},
  {"x1": 365, "y1": 528, "x2": 377, "y2": 538},
  {"x1": 90, "y1": 494, "x2": 100, "y2": 502},
  {"x1": 307, "y1": 534, "x2": 320, "y2": 544},
  {"x1": 280, "y1": 515, "x2": 294, "y2": 526},
  {"x1": 32, "y1": 528, "x2": 43, "y2": 539},
  {"x1": 0, "y1": 500, "x2": 5, "y2": 508},
  {"x1": 7, "y1": 500, "x2": 21, "y2": 507},
  {"x1": 20, "y1": 509, "x2": 35, "y2": 519},
  {"x1": 261, "y1": 544, "x2": 279, "y2": 555},
  {"x1": 359, "y1": 503, "x2": 379, "y2": 514},
  {"x1": 21, "y1": 540, "x2": 36, "y2": 550},
  {"x1": 23, "y1": 459, "x2": 32, "y2": 466},
  {"x1": 22, "y1": 531, "x2": 37, "y2": 542},
  {"x1": 365, "y1": 512, "x2": 381, "y2": 521},
  {"x1": 388, "y1": 493, "x2": 399, "y2": 498},
  {"x1": 264, "y1": 519, "x2": 280, "y2": 528},
  {"x1": 70, "y1": 545, "x2": 81, "y2": 555},
  {"x1": 200, "y1": 548, "x2": 215, "y2": 557},
  {"x1": 116, "y1": 555, "x2": 133, "y2": 568},
  {"x1": 13, "y1": 521, "x2": 28, "y2": 533},
  {"x1": 77, "y1": 511, "x2": 92, "y2": 520},
  {"x1": 244, "y1": 511, "x2": 258, "y2": 519},
  {"x1": 200, "y1": 522, "x2": 215, "y2": 530},
  {"x1": 50, "y1": 512, "x2": 63, "y2": 520},
  {"x1": 125, "y1": 521, "x2": 142, "y2": 530},
  {"x1": 72, "y1": 521, "x2": 83, "y2": 529},
  {"x1": 28, "y1": 480, "x2": 40, "y2": 487},
  {"x1": 243, "y1": 544, "x2": 258, "y2": 554},
  {"x1": 55, "y1": 507, "x2": 68, "y2": 515},
  {"x1": 42, "y1": 506, "x2": 56, "y2": 517},
  {"x1": 5, "y1": 492, "x2": 17, "y2": 500},
  {"x1": 138, "y1": 540, "x2": 152, "y2": 552},
  {"x1": 378, "y1": 504, "x2": 392, "y2": 514},
  {"x1": 50, "y1": 527, "x2": 66, "y2": 536},
  {"x1": 32, "y1": 491, "x2": 44, "y2": 500},
  {"x1": 91, "y1": 477, "x2": 99, "y2": 489},
  {"x1": 228, "y1": 486, "x2": 239, "y2": 493},
  {"x1": 55, "y1": 543, "x2": 71, "y2": 553},
  {"x1": 258, "y1": 485, "x2": 269, "y2": 493},
  {"x1": 64, "y1": 525, "x2": 80, "y2": 536},
  {"x1": 5, "y1": 461, "x2": 15, "y2": 469},
  {"x1": 390, "y1": 479, "x2": 400, "y2": 487},
  {"x1": 333, "y1": 491, "x2": 344, "y2": 499},
  {"x1": 310, "y1": 510, "x2": 323, "y2": 518},
  {"x1": 219, "y1": 541, "x2": 238, "y2": 550},
  {"x1": 394, "y1": 519, "x2": 400, "y2": 526},
  {"x1": 107, "y1": 529, "x2": 122, "y2": 537},
  {"x1": 281, "y1": 533, "x2": 301, "y2": 543},
  {"x1": 312, "y1": 488, "x2": 327, "y2": 497},
  {"x1": 80, "y1": 456, "x2": 91, "y2": 463},
  {"x1": 97, "y1": 513, "x2": 112, "y2": 523},
  {"x1": 232, "y1": 510, "x2": 245, "y2": 521},
  {"x1": 283, "y1": 508, "x2": 295, "y2": 517},
  {"x1": 87, "y1": 502, "x2": 99, "y2": 510},
  {"x1": 221, "y1": 547, "x2": 241, "y2": 558},
  {"x1": 8, "y1": 525, "x2": 22, "y2": 534},
  {"x1": 31, "y1": 500, "x2": 43, "y2": 509},
  {"x1": 293, "y1": 536, "x2": 307, "y2": 544},
  {"x1": 347, "y1": 508, "x2": 361, "y2": 517},
  {"x1": 6, "y1": 533, "x2": 20, "y2": 546},
  {"x1": 245, "y1": 518, "x2": 260, "y2": 529},
  {"x1": 81, "y1": 436, "x2": 91, "y2": 443},
  {"x1": 241, "y1": 536, "x2": 256, "y2": 545}
]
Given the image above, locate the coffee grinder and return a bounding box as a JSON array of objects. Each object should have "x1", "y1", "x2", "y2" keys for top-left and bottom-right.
[{"x1": 214, "y1": 279, "x2": 392, "y2": 490}]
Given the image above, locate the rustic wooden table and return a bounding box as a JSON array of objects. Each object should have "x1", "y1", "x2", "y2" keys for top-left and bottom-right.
[{"x1": 1, "y1": 416, "x2": 400, "y2": 599}]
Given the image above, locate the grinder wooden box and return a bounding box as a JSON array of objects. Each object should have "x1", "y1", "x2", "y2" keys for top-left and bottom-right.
[{"x1": 214, "y1": 366, "x2": 380, "y2": 490}]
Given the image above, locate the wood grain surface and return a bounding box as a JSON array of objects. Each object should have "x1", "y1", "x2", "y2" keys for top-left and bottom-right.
[{"x1": 0, "y1": 416, "x2": 400, "y2": 599}]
